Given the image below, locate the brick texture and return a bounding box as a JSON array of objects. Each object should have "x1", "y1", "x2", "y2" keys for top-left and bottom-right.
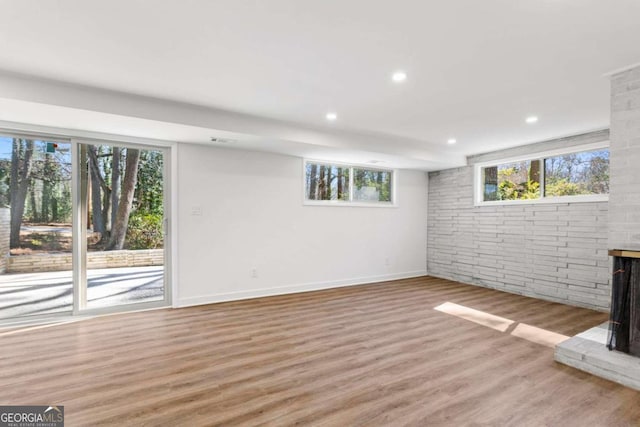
[
  {"x1": 427, "y1": 163, "x2": 610, "y2": 311},
  {"x1": 609, "y1": 65, "x2": 640, "y2": 251},
  {"x1": 7, "y1": 249, "x2": 164, "y2": 273},
  {"x1": 0, "y1": 208, "x2": 9, "y2": 274}
]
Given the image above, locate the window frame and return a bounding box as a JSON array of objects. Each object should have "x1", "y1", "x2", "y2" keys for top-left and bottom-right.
[
  {"x1": 302, "y1": 159, "x2": 397, "y2": 207},
  {"x1": 473, "y1": 141, "x2": 610, "y2": 206}
]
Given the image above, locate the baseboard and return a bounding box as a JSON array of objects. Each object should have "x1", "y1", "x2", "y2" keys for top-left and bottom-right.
[
  {"x1": 176, "y1": 270, "x2": 428, "y2": 308},
  {"x1": 425, "y1": 272, "x2": 609, "y2": 312}
]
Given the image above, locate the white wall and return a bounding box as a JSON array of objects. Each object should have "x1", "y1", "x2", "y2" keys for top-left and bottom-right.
[{"x1": 176, "y1": 143, "x2": 428, "y2": 306}]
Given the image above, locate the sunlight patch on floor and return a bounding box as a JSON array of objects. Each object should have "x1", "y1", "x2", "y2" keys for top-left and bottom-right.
[
  {"x1": 434, "y1": 301, "x2": 569, "y2": 347},
  {"x1": 434, "y1": 302, "x2": 514, "y2": 332},
  {"x1": 0, "y1": 316, "x2": 90, "y2": 337},
  {"x1": 511, "y1": 323, "x2": 568, "y2": 348}
]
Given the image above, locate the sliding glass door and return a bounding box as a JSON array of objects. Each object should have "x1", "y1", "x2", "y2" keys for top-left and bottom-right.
[
  {"x1": 0, "y1": 136, "x2": 74, "y2": 320},
  {"x1": 74, "y1": 140, "x2": 169, "y2": 314},
  {"x1": 0, "y1": 133, "x2": 170, "y2": 322}
]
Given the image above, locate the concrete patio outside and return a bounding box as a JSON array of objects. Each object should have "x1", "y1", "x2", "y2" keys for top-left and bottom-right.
[{"x1": 0, "y1": 266, "x2": 164, "y2": 319}]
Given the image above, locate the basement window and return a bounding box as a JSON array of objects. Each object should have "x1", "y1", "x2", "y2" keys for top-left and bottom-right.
[
  {"x1": 475, "y1": 143, "x2": 609, "y2": 205},
  {"x1": 304, "y1": 161, "x2": 395, "y2": 206}
]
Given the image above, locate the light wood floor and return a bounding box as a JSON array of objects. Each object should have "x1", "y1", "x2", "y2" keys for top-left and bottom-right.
[{"x1": 1, "y1": 276, "x2": 638, "y2": 426}]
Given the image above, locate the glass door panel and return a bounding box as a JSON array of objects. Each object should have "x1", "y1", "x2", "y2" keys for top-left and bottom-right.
[
  {"x1": 0, "y1": 136, "x2": 73, "y2": 320},
  {"x1": 83, "y1": 143, "x2": 166, "y2": 310}
]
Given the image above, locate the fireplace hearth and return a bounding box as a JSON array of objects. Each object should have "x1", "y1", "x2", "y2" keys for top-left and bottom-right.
[
  {"x1": 607, "y1": 250, "x2": 640, "y2": 357},
  {"x1": 554, "y1": 249, "x2": 640, "y2": 392}
]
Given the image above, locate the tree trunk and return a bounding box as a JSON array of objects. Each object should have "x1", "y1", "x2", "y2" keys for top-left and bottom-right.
[
  {"x1": 107, "y1": 148, "x2": 140, "y2": 250},
  {"x1": 318, "y1": 166, "x2": 326, "y2": 199},
  {"x1": 110, "y1": 147, "x2": 121, "y2": 231},
  {"x1": 88, "y1": 145, "x2": 105, "y2": 234},
  {"x1": 41, "y1": 154, "x2": 52, "y2": 222},
  {"x1": 101, "y1": 188, "x2": 110, "y2": 236},
  {"x1": 88, "y1": 145, "x2": 114, "y2": 238},
  {"x1": 529, "y1": 159, "x2": 540, "y2": 184},
  {"x1": 51, "y1": 198, "x2": 58, "y2": 222},
  {"x1": 9, "y1": 139, "x2": 34, "y2": 248},
  {"x1": 41, "y1": 181, "x2": 50, "y2": 222},
  {"x1": 29, "y1": 183, "x2": 38, "y2": 222},
  {"x1": 308, "y1": 163, "x2": 317, "y2": 200}
]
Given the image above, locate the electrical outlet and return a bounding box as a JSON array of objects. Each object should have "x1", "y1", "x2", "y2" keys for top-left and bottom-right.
[
  {"x1": 385, "y1": 257, "x2": 390, "y2": 266},
  {"x1": 251, "y1": 268, "x2": 258, "y2": 278}
]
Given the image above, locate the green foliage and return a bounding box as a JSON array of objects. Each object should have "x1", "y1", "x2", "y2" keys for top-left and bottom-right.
[
  {"x1": 497, "y1": 167, "x2": 540, "y2": 200},
  {"x1": 135, "y1": 150, "x2": 164, "y2": 215},
  {"x1": 103, "y1": 147, "x2": 165, "y2": 250},
  {"x1": 545, "y1": 178, "x2": 585, "y2": 197},
  {"x1": 56, "y1": 186, "x2": 72, "y2": 223},
  {"x1": 125, "y1": 212, "x2": 164, "y2": 249},
  {"x1": 498, "y1": 179, "x2": 540, "y2": 200},
  {"x1": 544, "y1": 150, "x2": 609, "y2": 196},
  {"x1": 354, "y1": 169, "x2": 392, "y2": 202},
  {"x1": 0, "y1": 160, "x2": 8, "y2": 207}
]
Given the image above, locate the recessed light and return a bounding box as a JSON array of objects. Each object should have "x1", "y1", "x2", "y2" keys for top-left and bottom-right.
[
  {"x1": 525, "y1": 116, "x2": 538, "y2": 124},
  {"x1": 392, "y1": 71, "x2": 407, "y2": 82},
  {"x1": 447, "y1": 138, "x2": 457, "y2": 145},
  {"x1": 326, "y1": 112, "x2": 337, "y2": 121}
]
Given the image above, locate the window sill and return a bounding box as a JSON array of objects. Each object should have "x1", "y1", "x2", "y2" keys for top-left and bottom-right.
[
  {"x1": 474, "y1": 194, "x2": 608, "y2": 207},
  {"x1": 303, "y1": 200, "x2": 397, "y2": 208}
]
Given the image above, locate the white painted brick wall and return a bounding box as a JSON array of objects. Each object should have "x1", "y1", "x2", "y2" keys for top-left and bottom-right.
[
  {"x1": 427, "y1": 150, "x2": 610, "y2": 311},
  {"x1": 609, "y1": 65, "x2": 640, "y2": 251}
]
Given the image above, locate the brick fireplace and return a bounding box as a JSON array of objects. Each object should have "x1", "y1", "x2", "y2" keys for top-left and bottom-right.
[
  {"x1": 554, "y1": 63, "x2": 640, "y2": 391},
  {"x1": 608, "y1": 250, "x2": 640, "y2": 356},
  {"x1": 607, "y1": 64, "x2": 640, "y2": 357}
]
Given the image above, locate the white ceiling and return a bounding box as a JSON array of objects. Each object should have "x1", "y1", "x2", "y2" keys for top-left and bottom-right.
[{"x1": 0, "y1": 0, "x2": 638, "y2": 169}]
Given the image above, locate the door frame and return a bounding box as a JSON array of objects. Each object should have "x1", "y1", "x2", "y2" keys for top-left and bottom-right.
[
  {"x1": 71, "y1": 137, "x2": 173, "y2": 316},
  {"x1": 0, "y1": 121, "x2": 177, "y2": 322}
]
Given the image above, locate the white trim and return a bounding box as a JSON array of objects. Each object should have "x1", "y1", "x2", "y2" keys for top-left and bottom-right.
[
  {"x1": 0, "y1": 119, "x2": 176, "y2": 148},
  {"x1": 303, "y1": 200, "x2": 397, "y2": 208},
  {"x1": 467, "y1": 128, "x2": 610, "y2": 165},
  {"x1": 74, "y1": 299, "x2": 169, "y2": 317},
  {"x1": 0, "y1": 128, "x2": 70, "y2": 143},
  {"x1": 71, "y1": 141, "x2": 87, "y2": 313},
  {"x1": 476, "y1": 194, "x2": 608, "y2": 207},
  {"x1": 176, "y1": 270, "x2": 427, "y2": 308},
  {"x1": 303, "y1": 157, "x2": 396, "y2": 173},
  {"x1": 70, "y1": 138, "x2": 174, "y2": 315},
  {"x1": 472, "y1": 140, "x2": 609, "y2": 169},
  {"x1": 0, "y1": 304, "x2": 170, "y2": 331},
  {"x1": 473, "y1": 141, "x2": 610, "y2": 206},
  {"x1": 170, "y1": 142, "x2": 180, "y2": 308},
  {"x1": 603, "y1": 62, "x2": 640, "y2": 77},
  {"x1": 302, "y1": 158, "x2": 398, "y2": 207}
]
